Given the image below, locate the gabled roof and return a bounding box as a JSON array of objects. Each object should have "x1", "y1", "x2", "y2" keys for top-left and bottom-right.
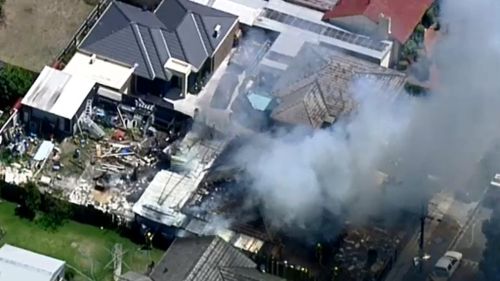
[
  {"x1": 322, "y1": 0, "x2": 434, "y2": 43},
  {"x1": 271, "y1": 43, "x2": 406, "y2": 128},
  {"x1": 150, "y1": 236, "x2": 264, "y2": 281},
  {"x1": 79, "y1": 0, "x2": 237, "y2": 80}
]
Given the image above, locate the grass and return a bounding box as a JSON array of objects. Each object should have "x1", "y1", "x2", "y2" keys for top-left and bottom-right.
[
  {"x1": 0, "y1": 0, "x2": 95, "y2": 71},
  {"x1": 0, "y1": 201, "x2": 163, "y2": 281}
]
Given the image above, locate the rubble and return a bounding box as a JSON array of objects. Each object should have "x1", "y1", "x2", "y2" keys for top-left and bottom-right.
[
  {"x1": 332, "y1": 226, "x2": 401, "y2": 281},
  {"x1": 0, "y1": 95, "x2": 190, "y2": 225}
]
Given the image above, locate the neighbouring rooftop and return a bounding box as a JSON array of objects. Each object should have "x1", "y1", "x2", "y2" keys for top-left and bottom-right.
[
  {"x1": 193, "y1": 0, "x2": 392, "y2": 63},
  {"x1": 79, "y1": 0, "x2": 238, "y2": 80},
  {"x1": 271, "y1": 43, "x2": 406, "y2": 128},
  {"x1": 322, "y1": 0, "x2": 434, "y2": 43},
  {"x1": 63, "y1": 51, "x2": 135, "y2": 91},
  {"x1": 0, "y1": 244, "x2": 65, "y2": 281},
  {"x1": 21, "y1": 66, "x2": 96, "y2": 119},
  {"x1": 150, "y1": 236, "x2": 284, "y2": 281}
]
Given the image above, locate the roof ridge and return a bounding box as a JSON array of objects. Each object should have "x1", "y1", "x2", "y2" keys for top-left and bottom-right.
[
  {"x1": 303, "y1": 80, "x2": 322, "y2": 127},
  {"x1": 131, "y1": 23, "x2": 156, "y2": 78},
  {"x1": 190, "y1": 12, "x2": 209, "y2": 57},
  {"x1": 275, "y1": 82, "x2": 316, "y2": 114},
  {"x1": 148, "y1": 28, "x2": 171, "y2": 78},
  {"x1": 278, "y1": 62, "x2": 331, "y2": 95},
  {"x1": 194, "y1": 13, "x2": 214, "y2": 50},
  {"x1": 173, "y1": 30, "x2": 187, "y2": 63},
  {"x1": 113, "y1": 0, "x2": 133, "y2": 22},
  {"x1": 155, "y1": 0, "x2": 187, "y2": 14}
]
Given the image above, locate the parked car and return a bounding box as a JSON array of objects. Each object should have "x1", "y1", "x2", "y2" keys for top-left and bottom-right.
[
  {"x1": 429, "y1": 251, "x2": 463, "y2": 281},
  {"x1": 490, "y1": 173, "x2": 500, "y2": 187}
]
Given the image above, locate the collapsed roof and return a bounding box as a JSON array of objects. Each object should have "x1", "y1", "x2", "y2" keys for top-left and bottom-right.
[
  {"x1": 271, "y1": 43, "x2": 406, "y2": 128},
  {"x1": 79, "y1": 0, "x2": 238, "y2": 80}
]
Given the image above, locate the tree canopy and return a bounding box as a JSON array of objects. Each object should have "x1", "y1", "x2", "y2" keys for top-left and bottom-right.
[{"x1": 0, "y1": 65, "x2": 35, "y2": 108}]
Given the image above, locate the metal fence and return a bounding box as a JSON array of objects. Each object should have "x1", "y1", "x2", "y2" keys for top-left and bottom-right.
[{"x1": 54, "y1": 0, "x2": 111, "y2": 66}]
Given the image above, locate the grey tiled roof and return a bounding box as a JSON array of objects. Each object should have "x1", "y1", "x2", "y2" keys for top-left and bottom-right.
[
  {"x1": 271, "y1": 43, "x2": 406, "y2": 128},
  {"x1": 150, "y1": 236, "x2": 257, "y2": 281},
  {"x1": 79, "y1": 0, "x2": 237, "y2": 80}
]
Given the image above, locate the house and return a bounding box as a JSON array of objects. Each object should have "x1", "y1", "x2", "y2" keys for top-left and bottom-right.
[
  {"x1": 322, "y1": 0, "x2": 434, "y2": 64},
  {"x1": 270, "y1": 43, "x2": 406, "y2": 128},
  {"x1": 192, "y1": 0, "x2": 394, "y2": 67},
  {"x1": 120, "y1": 236, "x2": 285, "y2": 281},
  {"x1": 21, "y1": 66, "x2": 97, "y2": 137},
  {"x1": 72, "y1": 0, "x2": 239, "y2": 107},
  {"x1": 0, "y1": 244, "x2": 66, "y2": 281}
]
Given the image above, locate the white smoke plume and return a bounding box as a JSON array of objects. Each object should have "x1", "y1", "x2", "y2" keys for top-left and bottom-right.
[
  {"x1": 235, "y1": 79, "x2": 413, "y2": 230},
  {"x1": 226, "y1": 0, "x2": 500, "y2": 232},
  {"x1": 188, "y1": 0, "x2": 500, "y2": 237}
]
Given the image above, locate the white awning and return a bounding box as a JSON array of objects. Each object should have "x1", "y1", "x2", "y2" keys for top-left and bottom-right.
[
  {"x1": 63, "y1": 52, "x2": 134, "y2": 91},
  {"x1": 97, "y1": 86, "x2": 122, "y2": 102}
]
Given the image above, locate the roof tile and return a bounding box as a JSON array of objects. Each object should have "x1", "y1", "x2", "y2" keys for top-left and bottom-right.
[
  {"x1": 79, "y1": 0, "x2": 237, "y2": 80},
  {"x1": 323, "y1": 0, "x2": 434, "y2": 43}
]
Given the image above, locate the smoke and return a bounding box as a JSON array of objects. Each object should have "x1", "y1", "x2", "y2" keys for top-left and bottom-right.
[
  {"x1": 235, "y1": 79, "x2": 413, "y2": 231},
  {"x1": 391, "y1": 0, "x2": 500, "y2": 201},
  {"x1": 195, "y1": 0, "x2": 500, "y2": 237}
]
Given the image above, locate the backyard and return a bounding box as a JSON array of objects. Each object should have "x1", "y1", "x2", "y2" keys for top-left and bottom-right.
[
  {"x1": 0, "y1": 0, "x2": 95, "y2": 71},
  {"x1": 0, "y1": 201, "x2": 163, "y2": 281}
]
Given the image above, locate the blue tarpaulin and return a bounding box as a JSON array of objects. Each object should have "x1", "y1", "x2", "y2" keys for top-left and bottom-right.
[
  {"x1": 247, "y1": 92, "x2": 272, "y2": 111},
  {"x1": 33, "y1": 141, "x2": 54, "y2": 161}
]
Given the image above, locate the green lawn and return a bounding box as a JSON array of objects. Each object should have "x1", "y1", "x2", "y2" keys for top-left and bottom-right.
[{"x1": 0, "y1": 201, "x2": 163, "y2": 281}]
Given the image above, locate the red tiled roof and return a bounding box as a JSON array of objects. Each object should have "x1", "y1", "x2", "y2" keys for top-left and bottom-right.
[{"x1": 323, "y1": 0, "x2": 434, "y2": 43}]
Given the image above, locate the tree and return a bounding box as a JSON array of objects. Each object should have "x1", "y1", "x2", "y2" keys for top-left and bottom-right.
[
  {"x1": 0, "y1": 65, "x2": 35, "y2": 107},
  {"x1": 0, "y1": 0, "x2": 5, "y2": 22},
  {"x1": 480, "y1": 206, "x2": 500, "y2": 281},
  {"x1": 17, "y1": 181, "x2": 42, "y2": 220},
  {"x1": 37, "y1": 190, "x2": 73, "y2": 230}
]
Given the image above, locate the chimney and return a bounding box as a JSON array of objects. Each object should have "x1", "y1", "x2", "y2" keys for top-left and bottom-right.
[
  {"x1": 376, "y1": 13, "x2": 392, "y2": 40},
  {"x1": 213, "y1": 24, "x2": 221, "y2": 38},
  {"x1": 89, "y1": 54, "x2": 97, "y2": 64}
]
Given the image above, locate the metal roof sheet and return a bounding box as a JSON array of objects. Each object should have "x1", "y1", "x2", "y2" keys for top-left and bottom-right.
[
  {"x1": 33, "y1": 141, "x2": 54, "y2": 161},
  {"x1": 0, "y1": 244, "x2": 65, "y2": 281},
  {"x1": 133, "y1": 132, "x2": 226, "y2": 227},
  {"x1": 21, "y1": 66, "x2": 95, "y2": 119}
]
